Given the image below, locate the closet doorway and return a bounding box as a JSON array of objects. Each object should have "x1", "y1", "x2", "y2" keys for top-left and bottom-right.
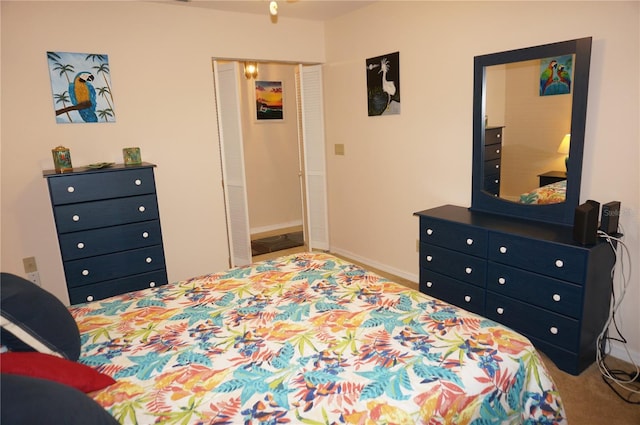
[{"x1": 213, "y1": 60, "x2": 329, "y2": 267}]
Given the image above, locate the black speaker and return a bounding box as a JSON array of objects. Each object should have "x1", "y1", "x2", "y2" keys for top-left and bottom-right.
[
  {"x1": 573, "y1": 201, "x2": 599, "y2": 245},
  {"x1": 600, "y1": 201, "x2": 621, "y2": 234}
]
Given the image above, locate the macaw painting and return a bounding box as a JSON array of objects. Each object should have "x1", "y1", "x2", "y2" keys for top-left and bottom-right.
[
  {"x1": 539, "y1": 54, "x2": 573, "y2": 96},
  {"x1": 366, "y1": 51, "x2": 400, "y2": 116},
  {"x1": 47, "y1": 51, "x2": 116, "y2": 123},
  {"x1": 255, "y1": 80, "x2": 284, "y2": 121}
]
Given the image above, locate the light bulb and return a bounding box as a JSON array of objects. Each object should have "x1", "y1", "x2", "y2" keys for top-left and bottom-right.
[{"x1": 269, "y1": 0, "x2": 278, "y2": 16}]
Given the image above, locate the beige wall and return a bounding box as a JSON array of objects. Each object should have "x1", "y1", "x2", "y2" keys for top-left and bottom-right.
[
  {"x1": 2, "y1": 1, "x2": 639, "y2": 362},
  {"x1": 322, "y1": 1, "x2": 639, "y2": 361}
]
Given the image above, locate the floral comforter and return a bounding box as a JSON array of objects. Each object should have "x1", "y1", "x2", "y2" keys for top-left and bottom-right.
[
  {"x1": 519, "y1": 180, "x2": 567, "y2": 205},
  {"x1": 71, "y1": 252, "x2": 566, "y2": 424}
]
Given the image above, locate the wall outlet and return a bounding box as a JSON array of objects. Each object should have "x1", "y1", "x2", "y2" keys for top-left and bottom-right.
[
  {"x1": 23, "y1": 256, "x2": 38, "y2": 273},
  {"x1": 27, "y1": 271, "x2": 41, "y2": 286}
]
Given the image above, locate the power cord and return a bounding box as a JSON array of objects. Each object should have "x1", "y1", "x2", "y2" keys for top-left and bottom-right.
[{"x1": 595, "y1": 226, "x2": 640, "y2": 404}]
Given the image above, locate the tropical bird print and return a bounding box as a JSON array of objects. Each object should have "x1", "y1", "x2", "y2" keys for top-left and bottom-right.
[
  {"x1": 69, "y1": 71, "x2": 98, "y2": 122},
  {"x1": 556, "y1": 65, "x2": 571, "y2": 92},
  {"x1": 540, "y1": 60, "x2": 557, "y2": 95}
]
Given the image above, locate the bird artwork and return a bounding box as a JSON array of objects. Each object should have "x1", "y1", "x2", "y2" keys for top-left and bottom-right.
[
  {"x1": 379, "y1": 57, "x2": 397, "y2": 110},
  {"x1": 366, "y1": 51, "x2": 400, "y2": 116},
  {"x1": 556, "y1": 65, "x2": 571, "y2": 93},
  {"x1": 69, "y1": 71, "x2": 98, "y2": 122},
  {"x1": 540, "y1": 60, "x2": 558, "y2": 95}
]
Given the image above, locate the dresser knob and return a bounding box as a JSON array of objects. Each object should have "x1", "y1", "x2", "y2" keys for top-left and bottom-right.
[
  {"x1": 496, "y1": 149, "x2": 500, "y2": 154},
  {"x1": 496, "y1": 307, "x2": 504, "y2": 315},
  {"x1": 67, "y1": 186, "x2": 75, "y2": 193},
  {"x1": 499, "y1": 246, "x2": 507, "y2": 254},
  {"x1": 72, "y1": 214, "x2": 80, "y2": 222},
  {"x1": 145, "y1": 257, "x2": 152, "y2": 263},
  {"x1": 149, "y1": 281, "x2": 156, "y2": 288},
  {"x1": 498, "y1": 277, "x2": 506, "y2": 285},
  {"x1": 464, "y1": 295, "x2": 471, "y2": 302},
  {"x1": 426, "y1": 255, "x2": 433, "y2": 262},
  {"x1": 550, "y1": 326, "x2": 559, "y2": 335},
  {"x1": 82, "y1": 269, "x2": 89, "y2": 276},
  {"x1": 465, "y1": 267, "x2": 472, "y2": 274},
  {"x1": 77, "y1": 242, "x2": 85, "y2": 249},
  {"x1": 135, "y1": 179, "x2": 142, "y2": 186},
  {"x1": 138, "y1": 206, "x2": 146, "y2": 212},
  {"x1": 426, "y1": 281, "x2": 433, "y2": 288},
  {"x1": 86, "y1": 295, "x2": 94, "y2": 302},
  {"x1": 495, "y1": 164, "x2": 500, "y2": 169},
  {"x1": 142, "y1": 232, "x2": 149, "y2": 238},
  {"x1": 466, "y1": 238, "x2": 473, "y2": 245},
  {"x1": 494, "y1": 179, "x2": 499, "y2": 184},
  {"x1": 426, "y1": 228, "x2": 434, "y2": 236},
  {"x1": 553, "y1": 294, "x2": 561, "y2": 302},
  {"x1": 497, "y1": 133, "x2": 501, "y2": 139},
  {"x1": 555, "y1": 259, "x2": 564, "y2": 268}
]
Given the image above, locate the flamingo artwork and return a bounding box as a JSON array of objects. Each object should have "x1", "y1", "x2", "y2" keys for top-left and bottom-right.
[{"x1": 366, "y1": 51, "x2": 400, "y2": 116}]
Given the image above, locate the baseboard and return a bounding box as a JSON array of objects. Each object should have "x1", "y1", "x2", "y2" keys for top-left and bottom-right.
[
  {"x1": 609, "y1": 340, "x2": 640, "y2": 366},
  {"x1": 329, "y1": 247, "x2": 419, "y2": 283},
  {"x1": 250, "y1": 220, "x2": 303, "y2": 236}
]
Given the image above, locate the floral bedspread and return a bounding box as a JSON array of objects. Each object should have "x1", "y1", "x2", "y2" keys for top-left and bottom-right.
[
  {"x1": 519, "y1": 180, "x2": 567, "y2": 205},
  {"x1": 70, "y1": 252, "x2": 566, "y2": 424}
]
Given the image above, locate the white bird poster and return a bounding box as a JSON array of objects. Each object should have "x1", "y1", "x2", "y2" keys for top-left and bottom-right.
[
  {"x1": 366, "y1": 51, "x2": 400, "y2": 116},
  {"x1": 47, "y1": 51, "x2": 116, "y2": 124}
]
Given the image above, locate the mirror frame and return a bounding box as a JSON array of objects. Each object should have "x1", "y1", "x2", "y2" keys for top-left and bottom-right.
[{"x1": 470, "y1": 37, "x2": 592, "y2": 226}]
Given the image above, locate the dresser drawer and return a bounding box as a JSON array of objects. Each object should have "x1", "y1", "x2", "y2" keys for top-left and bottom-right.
[
  {"x1": 484, "y1": 143, "x2": 502, "y2": 161},
  {"x1": 486, "y1": 294, "x2": 579, "y2": 352},
  {"x1": 48, "y1": 167, "x2": 156, "y2": 205},
  {"x1": 58, "y1": 220, "x2": 163, "y2": 261},
  {"x1": 420, "y1": 269, "x2": 485, "y2": 315},
  {"x1": 54, "y1": 194, "x2": 159, "y2": 233},
  {"x1": 64, "y1": 245, "x2": 165, "y2": 287},
  {"x1": 420, "y1": 244, "x2": 486, "y2": 287},
  {"x1": 487, "y1": 262, "x2": 582, "y2": 318},
  {"x1": 485, "y1": 127, "x2": 502, "y2": 145},
  {"x1": 68, "y1": 270, "x2": 168, "y2": 305},
  {"x1": 419, "y1": 217, "x2": 487, "y2": 257},
  {"x1": 488, "y1": 233, "x2": 587, "y2": 284},
  {"x1": 484, "y1": 158, "x2": 501, "y2": 175}
]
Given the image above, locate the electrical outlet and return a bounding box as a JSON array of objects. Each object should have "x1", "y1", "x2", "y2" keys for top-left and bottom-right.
[
  {"x1": 23, "y1": 256, "x2": 38, "y2": 273},
  {"x1": 27, "y1": 271, "x2": 41, "y2": 286}
]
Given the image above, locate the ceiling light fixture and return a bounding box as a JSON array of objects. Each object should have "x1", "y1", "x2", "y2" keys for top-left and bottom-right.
[{"x1": 269, "y1": 0, "x2": 278, "y2": 16}]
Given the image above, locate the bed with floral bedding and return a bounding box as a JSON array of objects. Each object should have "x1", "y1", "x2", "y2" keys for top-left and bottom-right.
[
  {"x1": 519, "y1": 180, "x2": 567, "y2": 205},
  {"x1": 69, "y1": 252, "x2": 566, "y2": 424}
]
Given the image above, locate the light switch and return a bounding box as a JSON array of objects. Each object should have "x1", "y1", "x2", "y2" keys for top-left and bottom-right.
[{"x1": 334, "y1": 144, "x2": 345, "y2": 155}]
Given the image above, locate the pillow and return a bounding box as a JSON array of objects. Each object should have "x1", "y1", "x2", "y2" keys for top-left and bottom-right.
[
  {"x1": 0, "y1": 374, "x2": 119, "y2": 425},
  {"x1": 0, "y1": 351, "x2": 115, "y2": 393},
  {"x1": 0, "y1": 272, "x2": 80, "y2": 360}
]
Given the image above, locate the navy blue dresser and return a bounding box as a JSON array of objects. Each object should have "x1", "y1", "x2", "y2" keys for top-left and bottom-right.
[
  {"x1": 414, "y1": 205, "x2": 615, "y2": 375},
  {"x1": 44, "y1": 163, "x2": 168, "y2": 305}
]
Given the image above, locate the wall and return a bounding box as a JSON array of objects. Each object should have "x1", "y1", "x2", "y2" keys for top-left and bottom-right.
[
  {"x1": 1, "y1": 1, "x2": 325, "y2": 303},
  {"x1": 323, "y1": 1, "x2": 640, "y2": 361}
]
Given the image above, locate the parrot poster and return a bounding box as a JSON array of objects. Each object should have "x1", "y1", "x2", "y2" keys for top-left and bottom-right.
[
  {"x1": 47, "y1": 51, "x2": 116, "y2": 123},
  {"x1": 539, "y1": 54, "x2": 573, "y2": 96}
]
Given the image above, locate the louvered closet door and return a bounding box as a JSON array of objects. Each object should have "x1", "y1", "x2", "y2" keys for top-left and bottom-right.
[
  {"x1": 298, "y1": 64, "x2": 329, "y2": 251},
  {"x1": 214, "y1": 61, "x2": 252, "y2": 267}
]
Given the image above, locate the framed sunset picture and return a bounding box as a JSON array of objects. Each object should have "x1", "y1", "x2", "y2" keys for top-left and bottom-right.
[{"x1": 255, "y1": 80, "x2": 284, "y2": 121}]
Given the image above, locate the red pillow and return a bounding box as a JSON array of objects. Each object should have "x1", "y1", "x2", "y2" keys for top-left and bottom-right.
[{"x1": 0, "y1": 351, "x2": 115, "y2": 393}]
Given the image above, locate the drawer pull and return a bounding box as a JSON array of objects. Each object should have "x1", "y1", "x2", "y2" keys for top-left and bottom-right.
[
  {"x1": 86, "y1": 295, "x2": 94, "y2": 302},
  {"x1": 495, "y1": 149, "x2": 500, "y2": 154},
  {"x1": 145, "y1": 257, "x2": 152, "y2": 263},
  {"x1": 82, "y1": 269, "x2": 89, "y2": 276},
  {"x1": 426, "y1": 255, "x2": 433, "y2": 262},
  {"x1": 72, "y1": 214, "x2": 80, "y2": 222},
  {"x1": 135, "y1": 179, "x2": 142, "y2": 186},
  {"x1": 426, "y1": 228, "x2": 434, "y2": 236},
  {"x1": 77, "y1": 242, "x2": 85, "y2": 249},
  {"x1": 550, "y1": 326, "x2": 559, "y2": 335},
  {"x1": 497, "y1": 133, "x2": 501, "y2": 139},
  {"x1": 555, "y1": 259, "x2": 564, "y2": 268},
  {"x1": 465, "y1": 267, "x2": 472, "y2": 274},
  {"x1": 149, "y1": 281, "x2": 156, "y2": 288},
  {"x1": 552, "y1": 294, "x2": 561, "y2": 302},
  {"x1": 499, "y1": 246, "x2": 507, "y2": 254},
  {"x1": 464, "y1": 295, "x2": 471, "y2": 303},
  {"x1": 498, "y1": 277, "x2": 506, "y2": 285},
  {"x1": 496, "y1": 307, "x2": 504, "y2": 315},
  {"x1": 426, "y1": 281, "x2": 433, "y2": 288},
  {"x1": 67, "y1": 186, "x2": 75, "y2": 193},
  {"x1": 138, "y1": 206, "x2": 146, "y2": 212},
  {"x1": 142, "y1": 232, "x2": 149, "y2": 238},
  {"x1": 495, "y1": 164, "x2": 500, "y2": 169},
  {"x1": 466, "y1": 238, "x2": 473, "y2": 245},
  {"x1": 494, "y1": 179, "x2": 499, "y2": 184}
]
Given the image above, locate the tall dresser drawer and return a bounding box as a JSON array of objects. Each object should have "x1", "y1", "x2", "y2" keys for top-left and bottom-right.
[
  {"x1": 68, "y1": 270, "x2": 168, "y2": 305},
  {"x1": 484, "y1": 143, "x2": 502, "y2": 161},
  {"x1": 486, "y1": 295, "x2": 579, "y2": 352},
  {"x1": 58, "y1": 220, "x2": 163, "y2": 261},
  {"x1": 485, "y1": 127, "x2": 503, "y2": 145},
  {"x1": 48, "y1": 168, "x2": 156, "y2": 205},
  {"x1": 54, "y1": 194, "x2": 159, "y2": 233},
  {"x1": 64, "y1": 245, "x2": 165, "y2": 287},
  {"x1": 420, "y1": 217, "x2": 487, "y2": 256},
  {"x1": 420, "y1": 269, "x2": 485, "y2": 315},
  {"x1": 487, "y1": 262, "x2": 582, "y2": 318},
  {"x1": 488, "y1": 233, "x2": 587, "y2": 284},
  {"x1": 420, "y1": 243, "x2": 486, "y2": 286}
]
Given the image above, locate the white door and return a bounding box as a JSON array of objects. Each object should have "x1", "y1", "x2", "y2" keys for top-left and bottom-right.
[{"x1": 213, "y1": 61, "x2": 252, "y2": 267}]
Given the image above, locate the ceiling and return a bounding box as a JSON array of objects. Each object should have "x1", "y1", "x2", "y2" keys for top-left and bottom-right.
[{"x1": 169, "y1": 0, "x2": 376, "y2": 21}]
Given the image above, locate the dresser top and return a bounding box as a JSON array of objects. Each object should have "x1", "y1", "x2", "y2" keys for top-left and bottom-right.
[{"x1": 43, "y1": 162, "x2": 156, "y2": 178}]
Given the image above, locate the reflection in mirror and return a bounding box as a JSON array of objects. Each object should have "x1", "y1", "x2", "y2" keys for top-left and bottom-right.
[{"x1": 485, "y1": 58, "x2": 573, "y2": 203}]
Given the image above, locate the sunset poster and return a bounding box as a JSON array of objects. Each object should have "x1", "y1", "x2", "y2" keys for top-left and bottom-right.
[{"x1": 255, "y1": 80, "x2": 283, "y2": 121}]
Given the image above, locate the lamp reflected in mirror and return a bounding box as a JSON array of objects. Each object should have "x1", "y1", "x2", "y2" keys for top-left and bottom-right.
[
  {"x1": 557, "y1": 133, "x2": 571, "y2": 170},
  {"x1": 244, "y1": 62, "x2": 258, "y2": 79}
]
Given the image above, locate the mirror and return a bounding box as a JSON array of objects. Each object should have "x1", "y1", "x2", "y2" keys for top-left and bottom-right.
[{"x1": 471, "y1": 37, "x2": 592, "y2": 225}]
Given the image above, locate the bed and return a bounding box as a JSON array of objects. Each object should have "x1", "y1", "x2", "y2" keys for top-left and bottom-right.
[
  {"x1": 519, "y1": 180, "x2": 567, "y2": 205},
  {"x1": 2, "y1": 253, "x2": 566, "y2": 424}
]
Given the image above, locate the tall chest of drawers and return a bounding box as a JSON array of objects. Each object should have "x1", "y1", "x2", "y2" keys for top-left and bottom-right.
[
  {"x1": 414, "y1": 204, "x2": 615, "y2": 375},
  {"x1": 44, "y1": 163, "x2": 168, "y2": 305},
  {"x1": 483, "y1": 127, "x2": 503, "y2": 197}
]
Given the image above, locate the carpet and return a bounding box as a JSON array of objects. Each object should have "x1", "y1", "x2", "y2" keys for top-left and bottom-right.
[{"x1": 251, "y1": 231, "x2": 304, "y2": 256}]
